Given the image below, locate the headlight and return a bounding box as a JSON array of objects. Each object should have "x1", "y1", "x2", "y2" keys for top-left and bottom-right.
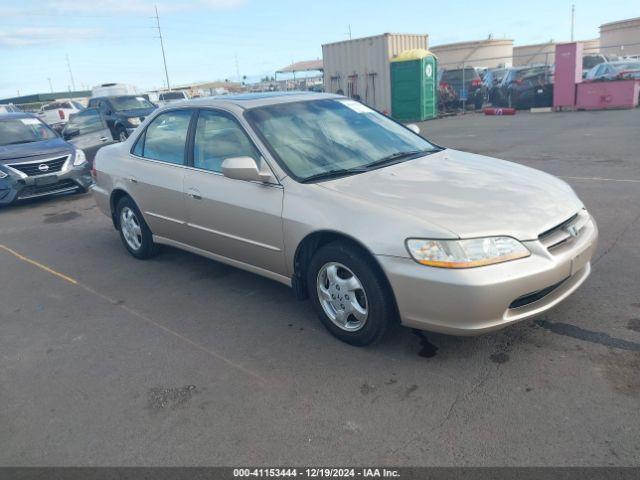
[
  {"x1": 128, "y1": 117, "x2": 141, "y2": 126},
  {"x1": 73, "y1": 149, "x2": 87, "y2": 166},
  {"x1": 406, "y1": 237, "x2": 530, "y2": 268}
]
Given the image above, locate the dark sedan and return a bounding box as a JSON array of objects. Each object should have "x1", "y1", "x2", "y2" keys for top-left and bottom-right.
[
  {"x1": 0, "y1": 113, "x2": 92, "y2": 206},
  {"x1": 492, "y1": 65, "x2": 554, "y2": 109}
]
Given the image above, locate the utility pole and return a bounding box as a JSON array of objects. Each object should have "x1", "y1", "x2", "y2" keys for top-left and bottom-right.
[
  {"x1": 66, "y1": 54, "x2": 76, "y2": 91},
  {"x1": 570, "y1": 4, "x2": 575, "y2": 42},
  {"x1": 235, "y1": 53, "x2": 241, "y2": 83},
  {"x1": 154, "y1": 5, "x2": 171, "y2": 91},
  {"x1": 348, "y1": 24, "x2": 352, "y2": 40},
  {"x1": 47, "y1": 77, "x2": 53, "y2": 93}
]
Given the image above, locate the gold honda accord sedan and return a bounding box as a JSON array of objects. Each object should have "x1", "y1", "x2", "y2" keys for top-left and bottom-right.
[{"x1": 92, "y1": 92, "x2": 598, "y2": 346}]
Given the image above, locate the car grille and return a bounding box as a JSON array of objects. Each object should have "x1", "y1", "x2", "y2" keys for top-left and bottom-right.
[
  {"x1": 538, "y1": 210, "x2": 590, "y2": 252},
  {"x1": 8, "y1": 155, "x2": 69, "y2": 177},
  {"x1": 17, "y1": 179, "x2": 78, "y2": 199}
]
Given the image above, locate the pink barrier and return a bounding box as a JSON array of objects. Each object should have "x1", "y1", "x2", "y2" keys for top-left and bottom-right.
[{"x1": 576, "y1": 80, "x2": 640, "y2": 110}]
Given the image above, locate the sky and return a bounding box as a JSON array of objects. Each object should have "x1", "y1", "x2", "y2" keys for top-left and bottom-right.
[{"x1": 0, "y1": 0, "x2": 638, "y2": 99}]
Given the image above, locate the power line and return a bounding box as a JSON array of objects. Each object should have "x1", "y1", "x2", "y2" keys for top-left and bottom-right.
[
  {"x1": 65, "y1": 54, "x2": 76, "y2": 90},
  {"x1": 153, "y1": 4, "x2": 171, "y2": 90}
]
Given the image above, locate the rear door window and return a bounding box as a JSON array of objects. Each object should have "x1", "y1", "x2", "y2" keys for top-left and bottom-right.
[
  {"x1": 66, "y1": 108, "x2": 104, "y2": 135},
  {"x1": 136, "y1": 110, "x2": 193, "y2": 165}
]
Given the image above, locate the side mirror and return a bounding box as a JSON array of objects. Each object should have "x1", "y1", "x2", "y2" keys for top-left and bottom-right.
[
  {"x1": 63, "y1": 128, "x2": 80, "y2": 140},
  {"x1": 221, "y1": 156, "x2": 273, "y2": 183},
  {"x1": 406, "y1": 124, "x2": 420, "y2": 134}
]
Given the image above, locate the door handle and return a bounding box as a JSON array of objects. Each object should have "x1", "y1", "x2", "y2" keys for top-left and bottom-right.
[
  {"x1": 187, "y1": 188, "x2": 202, "y2": 200},
  {"x1": 128, "y1": 177, "x2": 138, "y2": 184},
  {"x1": 99, "y1": 136, "x2": 109, "y2": 142}
]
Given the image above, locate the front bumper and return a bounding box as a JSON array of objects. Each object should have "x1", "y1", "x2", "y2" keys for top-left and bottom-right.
[
  {"x1": 0, "y1": 161, "x2": 92, "y2": 206},
  {"x1": 377, "y1": 214, "x2": 598, "y2": 335}
]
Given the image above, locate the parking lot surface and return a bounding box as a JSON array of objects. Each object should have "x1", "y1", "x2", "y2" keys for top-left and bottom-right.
[{"x1": 1, "y1": 109, "x2": 639, "y2": 466}]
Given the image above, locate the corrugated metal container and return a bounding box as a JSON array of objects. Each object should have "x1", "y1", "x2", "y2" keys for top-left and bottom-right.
[{"x1": 322, "y1": 33, "x2": 429, "y2": 113}]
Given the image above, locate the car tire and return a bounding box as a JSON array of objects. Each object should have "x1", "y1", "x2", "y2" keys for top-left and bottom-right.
[
  {"x1": 115, "y1": 196, "x2": 159, "y2": 259},
  {"x1": 115, "y1": 126, "x2": 128, "y2": 142},
  {"x1": 307, "y1": 242, "x2": 395, "y2": 346}
]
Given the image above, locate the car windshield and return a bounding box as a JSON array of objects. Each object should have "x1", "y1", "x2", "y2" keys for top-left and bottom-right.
[
  {"x1": 0, "y1": 117, "x2": 57, "y2": 146},
  {"x1": 245, "y1": 99, "x2": 439, "y2": 181},
  {"x1": 110, "y1": 96, "x2": 155, "y2": 111}
]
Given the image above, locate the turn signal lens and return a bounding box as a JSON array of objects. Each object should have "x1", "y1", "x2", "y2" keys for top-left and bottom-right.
[
  {"x1": 406, "y1": 237, "x2": 530, "y2": 268},
  {"x1": 73, "y1": 149, "x2": 87, "y2": 166}
]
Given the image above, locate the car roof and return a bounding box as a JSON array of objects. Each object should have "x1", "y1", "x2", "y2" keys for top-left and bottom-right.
[
  {"x1": 171, "y1": 91, "x2": 342, "y2": 111},
  {"x1": 0, "y1": 112, "x2": 37, "y2": 120}
]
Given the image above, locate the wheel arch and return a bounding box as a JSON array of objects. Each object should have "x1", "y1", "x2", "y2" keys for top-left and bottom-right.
[
  {"x1": 109, "y1": 188, "x2": 131, "y2": 229},
  {"x1": 292, "y1": 230, "x2": 398, "y2": 315}
]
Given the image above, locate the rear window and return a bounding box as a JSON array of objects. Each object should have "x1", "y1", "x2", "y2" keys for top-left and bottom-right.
[
  {"x1": 613, "y1": 62, "x2": 640, "y2": 71},
  {"x1": 44, "y1": 102, "x2": 72, "y2": 110},
  {"x1": 159, "y1": 92, "x2": 186, "y2": 100}
]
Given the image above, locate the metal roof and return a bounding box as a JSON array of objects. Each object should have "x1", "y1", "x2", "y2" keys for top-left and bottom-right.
[{"x1": 276, "y1": 59, "x2": 323, "y2": 73}]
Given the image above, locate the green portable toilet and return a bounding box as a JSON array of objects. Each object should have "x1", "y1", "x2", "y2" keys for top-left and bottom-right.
[{"x1": 390, "y1": 49, "x2": 438, "y2": 122}]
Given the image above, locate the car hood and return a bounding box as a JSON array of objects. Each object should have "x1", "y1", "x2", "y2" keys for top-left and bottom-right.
[
  {"x1": 0, "y1": 137, "x2": 72, "y2": 163},
  {"x1": 316, "y1": 149, "x2": 583, "y2": 240}
]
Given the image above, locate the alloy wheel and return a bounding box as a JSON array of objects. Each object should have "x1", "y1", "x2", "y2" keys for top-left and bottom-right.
[
  {"x1": 316, "y1": 262, "x2": 368, "y2": 332},
  {"x1": 120, "y1": 206, "x2": 142, "y2": 251}
]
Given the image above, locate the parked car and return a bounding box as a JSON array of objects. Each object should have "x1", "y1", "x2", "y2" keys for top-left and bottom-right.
[
  {"x1": 0, "y1": 104, "x2": 21, "y2": 113},
  {"x1": 157, "y1": 91, "x2": 190, "y2": 106},
  {"x1": 0, "y1": 113, "x2": 92, "y2": 206},
  {"x1": 37, "y1": 100, "x2": 85, "y2": 132},
  {"x1": 582, "y1": 54, "x2": 610, "y2": 78},
  {"x1": 492, "y1": 65, "x2": 554, "y2": 109},
  {"x1": 91, "y1": 83, "x2": 139, "y2": 97},
  {"x1": 61, "y1": 108, "x2": 117, "y2": 165},
  {"x1": 438, "y1": 67, "x2": 486, "y2": 110},
  {"x1": 87, "y1": 95, "x2": 157, "y2": 142},
  {"x1": 482, "y1": 68, "x2": 507, "y2": 104},
  {"x1": 92, "y1": 93, "x2": 597, "y2": 346},
  {"x1": 584, "y1": 60, "x2": 640, "y2": 81}
]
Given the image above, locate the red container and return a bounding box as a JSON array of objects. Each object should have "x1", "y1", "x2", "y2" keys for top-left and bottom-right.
[{"x1": 484, "y1": 107, "x2": 516, "y2": 116}]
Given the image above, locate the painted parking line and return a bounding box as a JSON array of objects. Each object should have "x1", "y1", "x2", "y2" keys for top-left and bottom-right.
[{"x1": 0, "y1": 243, "x2": 266, "y2": 384}]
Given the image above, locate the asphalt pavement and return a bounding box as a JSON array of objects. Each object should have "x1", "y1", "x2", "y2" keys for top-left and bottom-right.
[{"x1": 1, "y1": 108, "x2": 639, "y2": 466}]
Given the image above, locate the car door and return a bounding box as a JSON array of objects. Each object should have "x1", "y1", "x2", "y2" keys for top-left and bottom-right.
[
  {"x1": 182, "y1": 108, "x2": 286, "y2": 276},
  {"x1": 62, "y1": 108, "x2": 115, "y2": 165},
  {"x1": 127, "y1": 108, "x2": 194, "y2": 243}
]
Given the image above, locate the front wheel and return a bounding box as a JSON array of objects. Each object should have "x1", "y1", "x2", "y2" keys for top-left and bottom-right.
[
  {"x1": 115, "y1": 126, "x2": 128, "y2": 142},
  {"x1": 115, "y1": 196, "x2": 159, "y2": 259},
  {"x1": 307, "y1": 242, "x2": 395, "y2": 346}
]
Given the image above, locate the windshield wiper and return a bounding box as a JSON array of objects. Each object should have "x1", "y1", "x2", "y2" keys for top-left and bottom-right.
[
  {"x1": 362, "y1": 149, "x2": 435, "y2": 170},
  {"x1": 300, "y1": 167, "x2": 368, "y2": 183}
]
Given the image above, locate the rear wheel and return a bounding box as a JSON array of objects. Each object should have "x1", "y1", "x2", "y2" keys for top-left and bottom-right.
[
  {"x1": 115, "y1": 196, "x2": 159, "y2": 259},
  {"x1": 307, "y1": 242, "x2": 395, "y2": 346}
]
